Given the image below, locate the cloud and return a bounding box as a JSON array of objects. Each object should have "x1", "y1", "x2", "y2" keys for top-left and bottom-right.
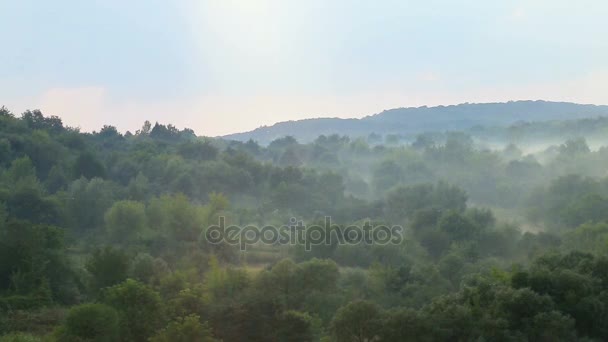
[
  {"x1": 417, "y1": 71, "x2": 441, "y2": 82},
  {"x1": 512, "y1": 8, "x2": 526, "y2": 19}
]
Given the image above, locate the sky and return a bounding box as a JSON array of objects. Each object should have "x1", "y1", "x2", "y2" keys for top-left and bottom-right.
[{"x1": 1, "y1": 0, "x2": 607, "y2": 136}]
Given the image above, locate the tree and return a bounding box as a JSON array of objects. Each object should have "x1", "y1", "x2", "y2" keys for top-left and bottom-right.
[
  {"x1": 423, "y1": 299, "x2": 478, "y2": 340},
  {"x1": 384, "y1": 182, "x2": 468, "y2": 222},
  {"x1": 137, "y1": 120, "x2": 152, "y2": 135},
  {"x1": 275, "y1": 311, "x2": 314, "y2": 342},
  {"x1": 418, "y1": 228, "x2": 451, "y2": 259},
  {"x1": 559, "y1": 138, "x2": 590, "y2": 157},
  {"x1": 177, "y1": 140, "x2": 218, "y2": 161},
  {"x1": 102, "y1": 279, "x2": 165, "y2": 342},
  {"x1": 298, "y1": 258, "x2": 339, "y2": 292},
  {"x1": 562, "y1": 193, "x2": 608, "y2": 227},
  {"x1": 268, "y1": 136, "x2": 298, "y2": 151},
  {"x1": 432, "y1": 182, "x2": 468, "y2": 213},
  {"x1": 465, "y1": 207, "x2": 495, "y2": 229},
  {"x1": 86, "y1": 247, "x2": 130, "y2": 293},
  {"x1": 438, "y1": 211, "x2": 480, "y2": 242},
  {"x1": 0, "y1": 219, "x2": 74, "y2": 304},
  {"x1": 438, "y1": 253, "x2": 466, "y2": 286},
  {"x1": 204, "y1": 257, "x2": 249, "y2": 301},
  {"x1": 147, "y1": 194, "x2": 205, "y2": 243},
  {"x1": 385, "y1": 184, "x2": 433, "y2": 221},
  {"x1": 372, "y1": 160, "x2": 403, "y2": 193},
  {"x1": 45, "y1": 165, "x2": 68, "y2": 193},
  {"x1": 150, "y1": 315, "x2": 216, "y2": 342},
  {"x1": 126, "y1": 172, "x2": 150, "y2": 201},
  {"x1": 129, "y1": 253, "x2": 170, "y2": 286},
  {"x1": 6, "y1": 156, "x2": 37, "y2": 185},
  {"x1": 564, "y1": 222, "x2": 608, "y2": 254},
  {"x1": 21, "y1": 109, "x2": 63, "y2": 133},
  {"x1": 54, "y1": 303, "x2": 119, "y2": 342},
  {"x1": 165, "y1": 285, "x2": 208, "y2": 319},
  {"x1": 7, "y1": 185, "x2": 63, "y2": 226},
  {"x1": 526, "y1": 311, "x2": 577, "y2": 341},
  {"x1": 330, "y1": 301, "x2": 382, "y2": 342},
  {"x1": 104, "y1": 200, "x2": 147, "y2": 243},
  {"x1": 412, "y1": 133, "x2": 435, "y2": 150},
  {"x1": 258, "y1": 259, "x2": 301, "y2": 310},
  {"x1": 23, "y1": 130, "x2": 65, "y2": 179},
  {"x1": 0, "y1": 105, "x2": 14, "y2": 118},
  {"x1": 498, "y1": 288, "x2": 554, "y2": 331},
  {"x1": 380, "y1": 308, "x2": 432, "y2": 341},
  {"x1": 73, "y1": 151, "x2": 106, "y2": 179},
  {"x1": 66, "y1": 177, "x2": 117, "y2": 234}
]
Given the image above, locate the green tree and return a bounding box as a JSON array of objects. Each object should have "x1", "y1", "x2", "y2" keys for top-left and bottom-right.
[
  {"x1": 275, "y1": 311, "x2": 314, "y2": 342},
  {"x1": 129, "y1": 253, "x2": 170, "y2": 286},
  {"x1": 6, "y1": 185, "x2": 63, "y2": 226},
  {"x1": 0, "y1": 219, "x2": 74, "y2": 304},
  {"x1": 438, "y1": 210, "x2": 480, "y2": 242},
  {"x1": 73, "y1": 151, "x2": 106, "y2": 179},
  {"x1": 6, "y1": 156, "x2": 37, "y2": 185},
  {"x1": 104, "y1": 200, "x2": 147, "y2": 243},
  {"x1": 66, "y1": 177, "x2": 117, "y2": 234},
  {"x1": 102, "y1": 279, "x2": 165, "y2": 342},
  {"x1": 257, "y1": 259, "x2": 301, "y2": 310},
  {"x1": 150, "y1": 315, "x2": 216, "y2": 342},
  {"x1": 527, "y1": 311, "x2": 577, "y2": 342},
  {"x1": 298, "y1": 258, "x2": 339, "y2": 292},
  {"x1": 177, "y1": 140, "x2": 218, "y2": 161},
  {"x1": 54, "y1": 303, "x2": 120, "y2": 342},
  {"x1": 86, "y1": 247, "x2": 130, "y2": 293},
  {"x1": 147, "y1": 194, "x2": 205, "y2": 243},
  {"x1": 380, "y1": 308, "x2": 432, "y2": 342},
  {"x1": 330, "y1": 301, "x2": 382, "y2": 342}
]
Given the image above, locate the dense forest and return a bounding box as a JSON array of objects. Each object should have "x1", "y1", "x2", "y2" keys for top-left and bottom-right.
[{"x1": 3, "y1": 106, "x2": 608, "y2": 341}]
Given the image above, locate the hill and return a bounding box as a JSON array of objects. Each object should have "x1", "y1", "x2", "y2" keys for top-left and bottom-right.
[{"x1": 223, "y1": 100, "x2": 608, "y2": 144}]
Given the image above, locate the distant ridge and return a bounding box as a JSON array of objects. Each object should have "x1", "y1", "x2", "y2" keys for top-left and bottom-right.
[{"x1": 222, "y1": 100, "x2": 608, "y2": 144}]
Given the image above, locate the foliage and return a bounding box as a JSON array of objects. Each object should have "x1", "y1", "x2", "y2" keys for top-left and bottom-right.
[
  {"x1": 85, "y1": 247, "x2": 130, "y2": 293},
  {"x1": 3, "y1": 108, "x2": 608, "y2": 340},
  {"x1": 149, "y1": 315, "x2": 215, "y2": 342},
  {"x1": 101, "y1": 279, "x2": 164, "y2": 342},
  {"x1": 54, "y1": 303, "x2": 119, "y2": 342}
]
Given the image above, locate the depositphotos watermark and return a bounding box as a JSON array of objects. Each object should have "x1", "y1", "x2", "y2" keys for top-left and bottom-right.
[{"x1": 202, "y1": 216, "x2": 403, "y2": 251}]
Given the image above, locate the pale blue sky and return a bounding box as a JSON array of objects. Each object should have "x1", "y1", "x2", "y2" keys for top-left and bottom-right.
[{"x1": 1, "y1": 0, "x2": 607, "y2": 135}]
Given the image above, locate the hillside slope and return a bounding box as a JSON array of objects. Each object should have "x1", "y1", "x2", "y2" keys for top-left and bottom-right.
[{"x1": 223, "y1": 100, "x2": 608, "y2": 144}]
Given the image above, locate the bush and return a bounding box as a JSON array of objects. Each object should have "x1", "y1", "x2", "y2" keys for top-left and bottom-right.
[
  {"x1": 150, "y1": 315, "x2": 215, "y2": 342},
  {"x1": 1, "y1": 307, "x2": 65, "y2": 337},
  {"x1": 0, "y1": 333, "x2": 42, "y2": 342},
  {"x1": 0, "y1": 296, "x2": 43, "y2": 312},
  {"x1": 101, "y1": 279, "x2": 164, "y2": 342},
  {"x1": 54, "y1": 303, "x2": 119, "y2": 342}
]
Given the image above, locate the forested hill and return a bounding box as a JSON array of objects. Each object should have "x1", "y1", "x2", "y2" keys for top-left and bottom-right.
[
  {"x1": 7, "y1": 105, "x2": 608, "y2": 340},
  {"x1": 223, "y1": 100, "x2": 608, "y2": 144}
]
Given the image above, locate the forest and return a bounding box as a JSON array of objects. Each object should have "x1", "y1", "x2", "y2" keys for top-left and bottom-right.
[{"x1": 3, "y1": 106, "x2": 608, "y2": 341}]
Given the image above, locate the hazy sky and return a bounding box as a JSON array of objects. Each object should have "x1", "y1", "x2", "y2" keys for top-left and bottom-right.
[{"x1": 1, "y1": 0, "x2": 607, "y2": 136}]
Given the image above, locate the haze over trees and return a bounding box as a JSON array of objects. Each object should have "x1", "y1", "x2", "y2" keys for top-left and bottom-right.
[
  {"x1": 223, "y1": 101, "x2": 608, "y2": 144},
  {"x1": 3, "y1": 105, "x2": 608, "y2": 341}
]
